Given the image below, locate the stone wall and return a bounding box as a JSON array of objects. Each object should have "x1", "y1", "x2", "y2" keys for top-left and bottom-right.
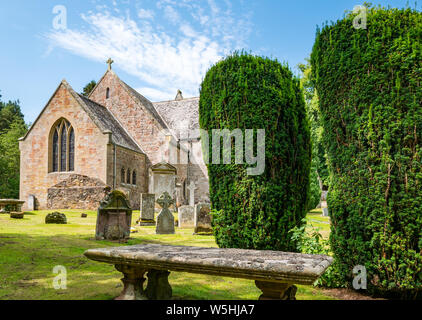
[
  {"x1": 47, "y1": 174, "x2": 109, "y2": 210},
  {"x1": 189, "y1": 140, "x2": 210, "y2": 203},
  {"x1": 89, "y1": 70, "x2": 167, "y2": 166},
  {"x1": 114, "y1": 145, "x2": 147, "y2": 209},
  {"x1": 19, "y1": 83, "x2": 109, "y2": 210}
]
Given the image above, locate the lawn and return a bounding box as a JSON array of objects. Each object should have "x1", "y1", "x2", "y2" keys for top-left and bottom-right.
[{"x1": 0, "y1": 209, "x2": 335, "y2": 300}]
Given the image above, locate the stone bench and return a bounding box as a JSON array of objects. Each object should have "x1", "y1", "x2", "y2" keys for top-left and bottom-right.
[
  {"x1": 84, "y1": 244, "x2": 332, "y2": 300},
  {"x1": 0, "y1": 199, "x2": 25, "y2": 213}
]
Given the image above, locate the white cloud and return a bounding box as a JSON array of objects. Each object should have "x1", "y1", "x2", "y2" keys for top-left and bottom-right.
[
  {"x1": 46, "y1": 1, "x2": 253, "y2": 102},
  {"x1": 138, "y1": 8, "x2": 154, "y2": 20}
]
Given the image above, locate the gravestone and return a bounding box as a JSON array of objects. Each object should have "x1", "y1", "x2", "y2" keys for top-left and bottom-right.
[
  {"x1": 194, "y1": 203, "x2": 212, "y2": 235},
  {"x1": 139, "y1": 194, "x2": 156, "y2": 226},
  {"x1": 156, "y1": 192, "x2": 175, "y2": 235},
  {"x1": 27, "y1": 195, "x2": 36, "y2": 211},
  {"x1": 322, "y1": 208, "x2": 329, "y2": 217},
  {"x1": 95, "y1": 190, "x2": 133, "y2": 242},
  {"x1": 178, "y1": 205, "x2": 194, "y2": 228}
]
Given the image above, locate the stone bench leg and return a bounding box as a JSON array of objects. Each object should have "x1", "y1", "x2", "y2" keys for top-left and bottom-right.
[
  {"x1": 115, "y1": 265, "x2": 148, "y2": 300},
  {"x1": 255, "y1": 281, "x2": 297, "y2": 300},
  {"x1": 145, "y1": 269, "x2": 172, "y2": 300}
]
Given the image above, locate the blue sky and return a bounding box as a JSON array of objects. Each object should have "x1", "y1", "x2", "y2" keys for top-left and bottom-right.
[{"x1": 0, "y1": 0, "x2": 417, "y2": 123}]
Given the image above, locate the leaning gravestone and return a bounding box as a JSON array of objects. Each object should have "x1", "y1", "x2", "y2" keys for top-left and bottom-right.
[
  {"x1": 178, "y1": 205, "x2": 194, "y2": 228},
  {"x1": 95, "y1": 190, "x2": 133, "y2": 242},
  {"x1": 139, "y1": 194, "x2": 155, "y2": 226},
  {"x1": 194, "y1": 203, "x2": 213, "y2": 235},
  {"x1": 156, "y1": 192, "x2": 175, "y2": 235},
  {"x1": 45, "y1": 212, "x2": 67, "y2": 224}
]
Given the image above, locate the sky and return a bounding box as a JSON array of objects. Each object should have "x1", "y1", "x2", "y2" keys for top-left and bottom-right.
[{"x1": 0, "y1": 0, "x2": 418, "y2": 123}]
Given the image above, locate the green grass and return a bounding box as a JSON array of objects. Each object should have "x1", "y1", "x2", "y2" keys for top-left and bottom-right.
[{"x1": 0, "y1": 209, "x2": 335, "y2": 300}]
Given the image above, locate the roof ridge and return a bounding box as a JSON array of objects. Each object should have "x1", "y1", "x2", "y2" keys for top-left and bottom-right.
[{"x1": 153, "y1": 97, "x2": 200, "y2": 104}]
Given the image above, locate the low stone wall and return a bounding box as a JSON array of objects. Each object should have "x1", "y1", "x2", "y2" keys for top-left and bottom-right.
[{"x1": 47, "y1": 174, "x2": 109, "y2": 210}]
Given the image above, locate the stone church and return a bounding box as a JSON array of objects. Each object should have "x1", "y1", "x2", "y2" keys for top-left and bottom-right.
[{"x1": 19, "y1": 61, "x2": 209, "y2": 211}]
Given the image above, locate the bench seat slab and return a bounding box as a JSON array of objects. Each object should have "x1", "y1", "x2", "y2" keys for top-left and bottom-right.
[{"x1": 85, "y1": 244, "x2": 333, "y2": 300}]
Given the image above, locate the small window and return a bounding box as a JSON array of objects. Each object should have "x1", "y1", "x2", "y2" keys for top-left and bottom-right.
[
  {"x1": 106, "y1": 88, "x2": 110, "y2": 99},
  {"x1": 132, "y1": 171, "x2": 137, "y2": 186},
  {"x1": 121, "y1": 168, "x2": 125, "y2": 184},
  {"x1": 127, "y1": 169, "x2": 131, "y2": 184}
]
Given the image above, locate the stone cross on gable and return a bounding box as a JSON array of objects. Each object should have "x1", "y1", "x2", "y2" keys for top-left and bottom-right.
[
  {"x1": 106, "y1": 58, "x2": 114, "y2": 70},
  {"x1": 187, "y1": 181, "x2": 196, "y2": 207},
  {"x1": 157, "y1": 192, "x2": 174, "y2": 210}
]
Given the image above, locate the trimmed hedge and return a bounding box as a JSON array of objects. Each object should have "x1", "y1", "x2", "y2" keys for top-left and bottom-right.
[
  {"x1": 199, "y1": 52, "x2": 311, "y2": 251},
  {"x1": 311, "y1": 7, "x2": 422, "y2": 297}
]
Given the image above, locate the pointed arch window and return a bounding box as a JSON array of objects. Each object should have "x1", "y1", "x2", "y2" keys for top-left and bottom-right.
[
  {"x1": 106, "y1": 88, "x2": 110, "y2": 99},
  {"x1": 121, "y1": 168, "x2": 125, "y2": 184},
  {"x1": 132, "y1": 170, "x2": 137, "y2": 186},
  {"x1": 50, "y1": 119, "x2": 75, "y2": 172},
  {"x1": 69, "y1": 128, "x2": 75, "y2": 171},
  {"x1": 127, "y1": 169, "x2": 131, "y2": 184}
]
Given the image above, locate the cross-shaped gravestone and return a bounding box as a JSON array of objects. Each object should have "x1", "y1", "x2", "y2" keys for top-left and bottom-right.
[
  {"x1": 106, "y1": 58, "x2": 114, "y2": 70},
  {"x1": 187, "y1": 181, "x2": 196, "y2": 207},
  {"x1": 156, "y1": 192, "x2": 175, "y2": 234}
]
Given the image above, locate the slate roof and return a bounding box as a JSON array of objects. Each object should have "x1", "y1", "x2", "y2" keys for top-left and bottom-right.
[
  {"x1": 153, "y1": 97, "x2": 200, "y2": 139},
  {"x1": 118, "y1": 79, "x2": 169, "y2": 130},
  {"x1": 77, "y1": 94, "x2": 143, "y2": 153}
]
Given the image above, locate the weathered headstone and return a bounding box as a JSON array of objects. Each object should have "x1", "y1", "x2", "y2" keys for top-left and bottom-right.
[
  {"x1": 156, "y1": 192, "x2": 175, "y2": 235},
  {"x1": 95, "y1": 190, "x2": 133, "y2": 242},
  {"x1": 27, "y1": 195, "x2": 36, "y2": 211},
  {"x1": 139, "y1": 194, "x2": 155, "y2": 226},
  {"x1": 178, "y1": 205, "x2": 194, "y2": 228},
  {"x1": 322, "y1": 208, "x2": 329, "y2": 217},
  {"x1": 45, "y1": 212, "x2": 67, "y2": 224},
  {"x1": 194, "y1": 203, "x2": 212, "y2": 235}
]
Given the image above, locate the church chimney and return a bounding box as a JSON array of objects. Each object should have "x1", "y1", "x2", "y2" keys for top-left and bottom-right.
[{"x1": 175, "y1": 89, "x2": 183, "y2": 101}]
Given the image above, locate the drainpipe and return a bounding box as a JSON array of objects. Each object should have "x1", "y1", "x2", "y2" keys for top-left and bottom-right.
[{"x1": 104, "y1": 130, "x2": 116, "y2": 190}]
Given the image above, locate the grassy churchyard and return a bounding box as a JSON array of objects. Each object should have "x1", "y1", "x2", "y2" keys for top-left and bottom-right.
[{"x1": 0, "y1": 209, "x2": 335, "y2": 300}]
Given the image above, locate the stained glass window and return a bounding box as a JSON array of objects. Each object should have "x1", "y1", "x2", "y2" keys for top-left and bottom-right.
[
  {"x1": 52, "y1": 130, "x2": 59, "y2": 172},
  {"x1": 69, "y1": 128, "x2": 75, "y2": 171}
]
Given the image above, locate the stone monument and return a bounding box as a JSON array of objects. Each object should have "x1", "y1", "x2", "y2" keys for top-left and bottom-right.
[
  {"x1": 178, "y1": 205, "x2": 194, "y2": 228},
  {"x1": 95, "y1": 190, "x2": 133, "y2": 242},
  {"x1": 139, "y1": 193, "x2": 155, "y2": 226},
  {"x1": 194, "y1": 203, "x2": 213, "y2": 235},
  {"x1": 156, "y1": 192, "x2": 175, "y2": 235}
]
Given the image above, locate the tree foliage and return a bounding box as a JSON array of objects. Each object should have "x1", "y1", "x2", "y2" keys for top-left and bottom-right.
[
  {"x1": 0, "y1": 91, "x2": 28, "y2": 199},
  {"x1": 311, "y1": 6, "x2": 422, "y2": 298},
  {"x1": 199, "y1": 52, "x2": 311, "y2": 251},
  {"x1": 82, "y1": 80, "x2": 97, "y2": 97}
]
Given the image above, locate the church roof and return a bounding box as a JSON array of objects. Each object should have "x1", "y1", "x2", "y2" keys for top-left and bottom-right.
[
  {"x1": 20, "y1": 80, "x2": 143, "y2": 154},
  {"x1": 153, "y1": 97, "x2": 200, "y2": 139},
  {"x1": 77, "y1": 94, "x2": 143, "y2": 153}
]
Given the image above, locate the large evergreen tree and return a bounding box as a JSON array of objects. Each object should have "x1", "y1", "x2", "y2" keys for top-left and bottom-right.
[
  {"x1": 311, "y1": 6, "x2": 421, "y2": 298},
  {"x1": 199, "y1": 52, "x2": 311, "y2": 251}
]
